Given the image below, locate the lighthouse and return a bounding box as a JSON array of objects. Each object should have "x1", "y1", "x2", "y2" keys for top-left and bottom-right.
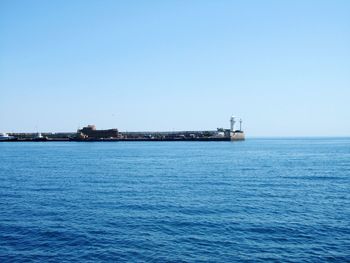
[
  {"x1": 230, "y1": 115, "x2": 245, "y2": 141},
  {"x1": 230, "y1": 116, "x2": 235, "y2": 132}
]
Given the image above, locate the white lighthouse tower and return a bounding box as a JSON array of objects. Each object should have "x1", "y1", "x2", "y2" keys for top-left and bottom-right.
[
  {"x1": 230, "y1": 115, "x2": 245, "y2": 141},
  {"x1": 230, "y1": 116, "x2": 235, "y2": 132}
]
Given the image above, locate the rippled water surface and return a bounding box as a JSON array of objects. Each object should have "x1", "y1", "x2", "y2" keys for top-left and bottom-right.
[{"x1": 1, "y1": 139, "x2": 350, "y2": 262}]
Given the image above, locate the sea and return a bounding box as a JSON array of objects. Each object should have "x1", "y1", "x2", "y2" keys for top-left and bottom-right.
[{"x1": 0, "y1": 138, "x2": 349, "y2": 262}]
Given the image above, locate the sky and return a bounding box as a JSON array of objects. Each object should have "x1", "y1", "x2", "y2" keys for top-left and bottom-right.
[{"x1": 0, "y1": 0, "x2": 349, "y2": 136}]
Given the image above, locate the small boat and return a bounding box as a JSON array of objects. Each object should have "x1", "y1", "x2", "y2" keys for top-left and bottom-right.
[
  {"x1": 0, "y1": 133, "x2": 15, "y2": 141},
  {"x1": 33, "y1": 133, "x2": 48, "y2": 141}
]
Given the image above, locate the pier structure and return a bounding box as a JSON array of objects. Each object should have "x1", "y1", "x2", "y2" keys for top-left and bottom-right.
[{"x1": 2, "y1": 116, "x2": 245, "y2": 142}]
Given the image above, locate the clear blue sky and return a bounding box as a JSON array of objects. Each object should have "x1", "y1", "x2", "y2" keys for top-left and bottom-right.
[{"x1": 1, "y1": 0, "x2": 349, "y2": 136}]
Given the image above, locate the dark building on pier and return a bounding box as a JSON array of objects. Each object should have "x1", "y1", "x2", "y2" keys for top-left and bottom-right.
[{"x1": 78, "y1": 125, "x2": 119, "y2": 139}]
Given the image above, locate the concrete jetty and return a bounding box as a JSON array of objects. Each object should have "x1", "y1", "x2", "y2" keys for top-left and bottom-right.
[{"x1": 1, "y1": 116, "x2": 245, "y2": 142}]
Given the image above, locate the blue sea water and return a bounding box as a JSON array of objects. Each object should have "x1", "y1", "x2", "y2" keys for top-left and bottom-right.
[{"x1": 0, "y1": 138, "x2": 349, "y2": 262}]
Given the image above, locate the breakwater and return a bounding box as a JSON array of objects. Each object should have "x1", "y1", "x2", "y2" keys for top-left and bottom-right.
[
  {"x1": 2, "y1": 131, "x2": 244, "y2": 142},
  {"x1": 1, "y1": 116, "x2": 245, "y2": 142}
]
